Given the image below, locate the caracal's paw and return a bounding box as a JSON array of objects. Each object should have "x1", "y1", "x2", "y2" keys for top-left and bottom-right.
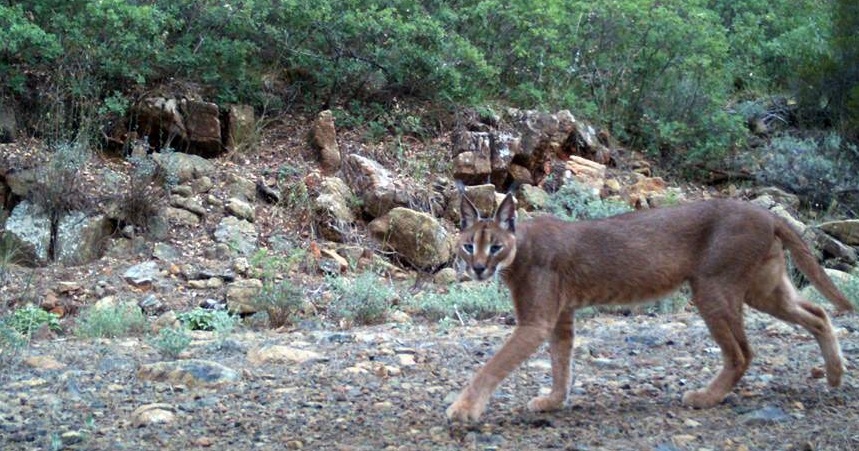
[
  {"x1": 446, "y1": 397, "x2": 485, "y2": 422},
  {"x1": 527, "y1": 394, "x2": 564, "y2": 413},
  {"x1": 681, "y1": 389, "x2": 723, "y2": 409},
  {"x1": 824, "y1": 363, "x2": 844, "y2": 387}
]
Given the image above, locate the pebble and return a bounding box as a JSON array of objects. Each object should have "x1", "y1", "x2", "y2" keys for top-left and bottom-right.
[{"x1": 247, "y1": 346, "x2": 326, "y2": 365}]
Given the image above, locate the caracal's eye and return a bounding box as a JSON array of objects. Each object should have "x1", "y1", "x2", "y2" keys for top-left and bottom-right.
[
  {"x1": 462, "y1": 243, "x2": 474, "y2": 254},
  {"x1": 489, "y1": 244, "x2": 503, "y2": 254}
]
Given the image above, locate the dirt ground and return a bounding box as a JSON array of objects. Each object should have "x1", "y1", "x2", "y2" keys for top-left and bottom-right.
[{"x1": 2, "y1": 308, "x2": 856, "y2": 451}]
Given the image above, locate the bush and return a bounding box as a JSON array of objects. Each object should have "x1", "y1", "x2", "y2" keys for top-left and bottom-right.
[
  {"x1": 74, "y1": 302, "x2": 147, "y2": 338},
  {"x1": 177, "y1": 308, "x2": 236, "y2": 335},
  {"x1": 546, "y1": 180, "x2": 631, "y2": 221},
  {"x1": 254, "y1": 279, "x2": 306, "y2": 328},
  {"x1": 118, "y1": 155, "x2": 164, "y2": 233},
  {"x1": 327, "y1": 272, "x2": 394, "y2": 326},
  {"x1": 149, "y1": 326, "x2": 191, "y2": 359},
  {"x1": 756, "y1": 134, "x2": 858, "y2": 210},
  {"x1": 3, "y1": 304, "x2": 61, "y2": 337},
  {"x1": 407, "y1": 281, "x2": 512, "y2": 323}
]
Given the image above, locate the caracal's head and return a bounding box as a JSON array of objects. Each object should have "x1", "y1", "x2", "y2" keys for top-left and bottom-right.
[{"x1": 458, "y1": 192, "x2": 518, "y2": 281}]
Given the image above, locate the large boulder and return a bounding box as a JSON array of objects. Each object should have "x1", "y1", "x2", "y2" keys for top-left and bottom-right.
[
  {"x1": 445, "y1": 183, "x2": 497, "y2": 226},
  {"x1": 368, "y1": 207, "x2": 455, "y2": 270},
  {"x1": 4, "y1": 200, "x2": 52, "y2": 265},
  {"x1": 224, "y1": 104, "x2": 255, "y2": 151},
  {"x1": 131, "y1": 97, "x2": 224, "y2": 156},
  {"x1": 55, "y1": 211, "x2": 113, "y2": 266}
]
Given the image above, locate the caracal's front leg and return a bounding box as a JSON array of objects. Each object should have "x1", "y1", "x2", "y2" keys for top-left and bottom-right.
[
  {"x1": 527, "y1": 310, "x2": 575, "y2": 412},
  {"x1": 446, "y1": 324, "x2": 550, "y2": 422}
]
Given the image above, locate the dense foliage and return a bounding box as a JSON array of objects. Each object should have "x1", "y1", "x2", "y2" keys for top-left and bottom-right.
[{"x1": 1, "y1": 0, "x2": 856, "y2": 170}]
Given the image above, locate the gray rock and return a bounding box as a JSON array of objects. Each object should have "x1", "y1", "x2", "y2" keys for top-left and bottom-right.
[
  {"x1": 153, "y1": 243, "x2": 181, "y2": 261},
  {"x1": 123, "y1": 261, "x2": 161, "y2": 287},
  {"x1": 170, "y1": 194, "x2": 206, "y2": 216},
  {"x1": 152, "y1": 152, "x2": 215, "y2": 184},
  {"x1": 313, "y1": 177, "x2": 356, "y2": 242},
  {"x1": 137, "y1": 360, "x2": 239, "y2": 387},
  {"x1": 368, "y1": 207, "x2": 455, "y2": 270},
  {"x1": 517, "y1": 184, "x2": 549, "y2": 211},
  {"x1": 226, "y1": 197, "x2": 255, "y2": 222},
  {"x1": 226, "y1": 174, "x2": 256, "y2": 202},
  {"x1": 161, "y1": 206, "x2": 201, "y2": 225},
  {"x1": 4, "y1": 200, "x2": 51, "y2": 265},
  {"x1": 54, "y1": 211, "x2": 112, "y2": 265},
  {"x1": 342, "y1": 154, "x2": 410, "y2": 218},
  {"x1": 214, "y1": 216, "x2": 258, "y2": 256}
]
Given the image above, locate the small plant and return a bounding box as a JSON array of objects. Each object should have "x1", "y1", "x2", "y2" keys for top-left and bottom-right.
[
  {"x1": 74, "y1": 302, "x2": 147, "y2": 338},
  {"x1": 546, "y1": 180, "x2": 631, "y2": 221},
  {"x1": 0, "y1": 320, "x2": 27, "y2": 364},
  {"x1": 255, "y1": 279, "x2": 305, "y2": 328},
  {"x1": 4, "y1": 304, "x2": 61, "y2": 336},
  {"x1": 0, "y1": 233, "x2": 21, "y2": 283},
  {"x1": 177, "y1": 307, "x2": 236, "y2": 334},
  {"x1": 119, "y1": 155, "x2": 164, "y2": 232},
  {"x1": 149, "y1": 326, "x2": 191, "y2": 359},
  {"x1": 327, "y1": 271, "x2": 394, "y2": 326},
  {"x1": 407, "y1": 281, "x2": 512, "y2": 323}
]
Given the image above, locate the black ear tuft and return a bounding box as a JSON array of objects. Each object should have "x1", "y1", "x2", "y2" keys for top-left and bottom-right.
[
  {"x1": 460, "y1": 192, "x2": 481, "y2": 230},
  {"x1": 494, "y1": 193, "x2": 517, "y2": 232}
]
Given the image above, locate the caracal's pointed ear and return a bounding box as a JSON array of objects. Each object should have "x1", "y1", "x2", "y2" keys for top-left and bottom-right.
[
  {"x1": 494, "y1": 192, "x2": 517, "y2": 232},
  {"x1": 459, "y1": 192, "x2": 481, "y2": 230}
]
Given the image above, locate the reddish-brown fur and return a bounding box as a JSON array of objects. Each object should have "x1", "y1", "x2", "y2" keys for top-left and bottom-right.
[{"x1": 447, "y1": 195, "x2": 853, "y2": 422}]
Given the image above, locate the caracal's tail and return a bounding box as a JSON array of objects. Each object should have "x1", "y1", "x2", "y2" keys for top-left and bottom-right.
[{"x1": 775, "y1": 219, "x2": 855, "y2": 313}]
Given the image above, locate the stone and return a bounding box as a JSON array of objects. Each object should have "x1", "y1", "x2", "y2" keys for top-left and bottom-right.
[
  {"x1": 433, "y1": 267, "x2": 458, "y2": 285},
  {"x1": 342, "y1": 154, "x2": 409, "y2": 218},
  {"x1": 131, "y1": 403, "x2": 176, "y2": 427},
  {"x1": 451, "y1": 131, "x2": 492, "y2": 184},
  {"x1": 225, "y1": 104, "x2": 255, "y2": 151},
  {"x1": 226, "y1": 197, "x2": 255, "y2": 222},
  {"x1": 161, "y1": 206, "x2": 201, "y2": 225},
  {"x1": 226, "y1": 278, "x2": 264, "y2": 314},
  {"x1": 137, "y1": 360, "x2": 239, "y2": 387},
  {"x1": 170, "y1": 195, "x2": 206, "y2": 216},
  {"x1": 123, "y1": 261, "x2": 161, "y2": 287},
  {"x1": 740, "y1": 406, "x2": 790, "y2": 425},
  {"x1": 152, "y1": 152, "x2": 216, "y2": 184},
  {"x1": 180, "y1": 99, "x2": 222, "y2": 156},
  {"x1": 247, "y1": 345, "x2": 326, "y2": 365},
  {"x1": 23, "y1": 355, "x2": 65, "y2": 371},
  {"x1": 818, "y1": 220, "x2": 859, "y2": 245},
  {"x1": 214, "y1": 216, "x2": 258, "y2": 256},
  {"x1": 313, "y1": 177, "x2": 356, "y2": 242},
  {"x1": 227, "y1": 174, "x2": 257, "y2": 202},
  {"x1": 368, "y1": 207, "x2": 455, "y2": 270},
  {"x1": 4, "y1": 200, "x2": 52, "y2": 265},
  {"x1": 311, "y1": 110, "x2": 340, "y2": 173},
  {"x1": 54, "y1": 212, "x2": 112, "y2": 265},
  {"x1": 564, "y1": 155, "x2": 606, "y2": 193}
]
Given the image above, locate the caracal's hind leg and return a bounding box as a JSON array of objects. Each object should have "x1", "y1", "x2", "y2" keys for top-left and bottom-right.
[
  {"x1": 527, "y1": 309, "x2": 575, "y2": 413},
  {"x1": 684, "y1": 284, "x2": 753, "y2": 408},
  {"x1": 746, "y1": 272, "x2": 845, "y2": 387}
]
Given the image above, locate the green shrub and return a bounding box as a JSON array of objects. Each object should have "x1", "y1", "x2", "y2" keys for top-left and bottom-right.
[
  {"x1": 756, "y1": 135, "x2": 858, "y2": 210},
  {"x1": 407, "y1": 281, "x2": 512, "y2": 323},
  {"x1": 149, "y1": 326, "x2": 191, "y2": 359},
  {"x1": 0, "y1": 321, "x2": 27, "y2": 364},
  {"x1": 177, "y1": 308, "x2": 236, "y2": 336},
  {"x1": 74, "y1": 302, "x2": 147, "y2": 338},
  {"x1": 327, "y1": 272, "x2": 394, "y2": 326},
  {"x1": 4, "y1": 304, "x2": 61, "y2": 336},
  {"x1": 255, "y1": 279, "x2": 305, "y2": 328},
  {"x1": 546, "y1": 180, "x2": 631, "y2": 221}
]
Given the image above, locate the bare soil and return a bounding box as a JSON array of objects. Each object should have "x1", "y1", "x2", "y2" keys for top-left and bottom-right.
[{"x1": 1, "y1": 309, "x2": 857, "y2": 450}]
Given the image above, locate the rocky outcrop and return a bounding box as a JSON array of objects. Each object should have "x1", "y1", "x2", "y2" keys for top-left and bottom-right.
[
  {"x1": 818, "y1": 220, "x2": 859, "y2": 246},
  {"x1": 313, "y1": 177, "x2": 356, "y2": 242}
]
